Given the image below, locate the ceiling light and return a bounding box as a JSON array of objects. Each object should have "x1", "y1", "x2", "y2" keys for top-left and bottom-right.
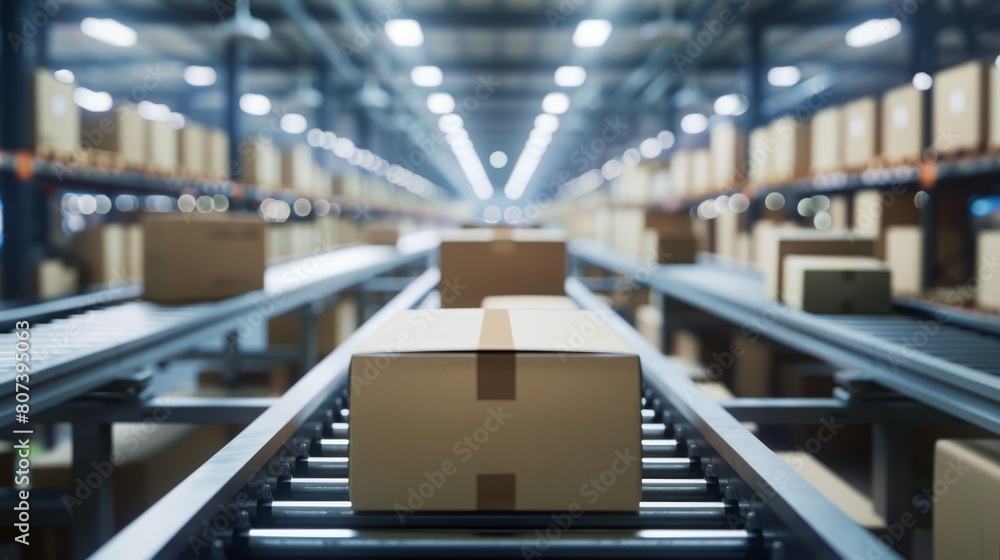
[
  {"x1": 639, "y1": 138, "x2": 662, "y2": 159},
  {"x1": 713, "y1": 93, "x2": 744, "y2": 116},
  {"x1": 768, "y1": 66, "x2": 800, "y2": 87},
  {"x1": 280, "y1": 113, "x2": 308, "y2": 134},
  {"x1": 410, "y1": 65, "x2": 443, "y2": 87},
  {"x1": 333, "y1": 137, "x2": 356, "y2": 159},
  {"x1": 657, "y1": 130, "x2": 676, "y2": 150},
  {"x1": 184, "y1": 66, "x2": 217, "y2": 86},
  {"x1": 307, "y1": 128, "x2": 323, "y2": 147},
  {"x1": 438, "y1": 113, "x2": 464, "y2": 133},
  {"x1": 542, "y1": 92, "x2": 570, "y2": 115},
  {"x1": 680, "y1": 113, "x2": 708, "y2": 134},
  {"x1": 602, "y1": 159, "x2": 622, "y2": 180},
  {"x1": 239, "y1": 93, "x2": 271, "y2": 116},
  {"x1": 80, "y1": 17, "x2": 137, "y2": 47},
  {"x1": 483, "y1": 205, "x2": 501, "y2": 224},
  {"x1": 554, "y1": 66, "x2": 587, "y2": 87},
  {"x1": 845, "y1": 18, "x2": 901, "y2": 48},
  {"x1": 426, "y1": 93, "x2": 455, "y2": 115},
  {"x1": 528, "y1": 129, "x2": 553, "y2": 146},
  {"x1": 489, "y1": 151, "x2": 508, "y2": 168},
  {"x1": 137, "y1": 100, "x2": 171, "y2": 122},
  {"x1": 912, "y1": 72, "x2": 933, "y2": 91},
  {"x1": 534, "y1": 113, "x2": 560, "y2": 133},
  {"x1": 621, "y1": 148, "x2": 641, "y2": 166},
  {"x1": 573, "y1": 19, "x2": 612, "y2": 48},
  {"x1": 53, "y1": 69, "x2": 74, "y2": 84},
  {"x1": 385, "y1": 19, "x2": 424, "y2": 47}
]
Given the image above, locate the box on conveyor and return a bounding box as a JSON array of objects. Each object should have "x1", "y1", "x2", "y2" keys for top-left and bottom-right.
[
  {"x1": 480, "y1": 295, "x2": 579, "y2": 310},
  {"x1": 349, "y1": 308, "x2": 642, "y2": 512},
  {"x1": 438, "y1": 229, "x2": 566, "y2": 308},
  {"x1": 759, "y1": 229, "x2": 876, "y2": 301},
  {"x1": 934, "y1": 439, "x2": 1000, "y2": 560},
  {"x1": 782, "y1": 255, "x2": 892, "y2": 314},
  {"x1": 142, "y1": 213, "x2": 265, "y2": 304}
]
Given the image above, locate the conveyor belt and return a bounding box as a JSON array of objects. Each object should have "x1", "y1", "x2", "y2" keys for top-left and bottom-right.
[
  {"x1": 0, "y1": 282, "x2": 142, "y2": 331},
  {"x1": 93, "y1": 267, "x2": 894, "y2": 560},
  {"x1": 568, "y1": 240, "x2": 1000, "y2": 434}
]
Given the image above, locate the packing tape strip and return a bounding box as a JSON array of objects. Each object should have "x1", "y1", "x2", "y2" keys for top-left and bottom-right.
[{"x1": 477, "y1": 309, "x2": 515, "y2": 400}]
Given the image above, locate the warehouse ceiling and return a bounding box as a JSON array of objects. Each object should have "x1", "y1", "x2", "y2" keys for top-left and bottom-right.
[{"x1": 46, "y1": 0, "x2": 1000, "y2": 209}]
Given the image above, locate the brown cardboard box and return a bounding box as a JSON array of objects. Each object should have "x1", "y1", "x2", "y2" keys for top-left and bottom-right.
[
  {"x1": 269, "y1": 298, "x2": 358, "y2": 357},
  {"x1": 770, "y1": 116, "x2": 810, "y2": 183},
  {"x1": 31, "y1": 69, "x2": 79, "y2": 157},
  {"x1": 976, "y1": 229, "x2": 1000, "y2": 311},
  {"x1": 810, "y1": 107, "x2": 843, "y2": 174},
  {"x1": 178, "y1": 123, "x2": 207, "y2": 176},
  {"x1": 991, "y1": 65, "x2": 1000, "y2": 152},
  {"x1": 933, "y1": 60, "x2": 989, "y2": 155},
  {"x1": 782, "y1": 255, "x2": 891, "y2": 314},
  {"x1": 670, "y1": 150, "x2": 693, "y2": 198},
  {"x1": 933, "y1": 439, "x2": 1000, "y2": 560},
  {"x1": 34, "y1": 259, "x2": 78, "y2": 299},
  {"x1": 241, "y1": 137, "x2": 281, "y2": 187},
  {"x1": 714, "y1": 210, "x2": 740, "y2": 260},
  {"x1": 730, "y1": 333, "x2": 772, "y2": 398},
  {"x1": 143, "y1": 214, "x2": 265, "y2": 303},
  {"x1": 439, "y1": 229, "x2": 566, "y2": 308},
  {"x1": 884, "y1": 225, "x2": 922, "y2": 295},
  {"x1": 73, "y1": 224, "x2": 127, "y2": 286},
  {"x1": 81, "y1": 103, "x2": 146, "y2": 167},
  {"x1": 827, "y1": 195, "x2": 849, "y2": 231},
  {"x1": 747, "y1": 126, "x2": 773, "y2": 186},
  {"x1": 207, "y1": 128, "x2": 230, "y2": 180},
  {"x1": 146, "y1": 119, "x2": 178, "y2": 171},
  {"x1": 853, "y1": 189, "x2": 922, "y2": 258},
  {"x1": 691, "y1": 149, "x2": 712, "y2": 196},
  {"x1": 124, "y1": 223, "x2": 143, "y2": 282},
  {"x1": 710, "y1": 121, "x2": 745, "y2": 190},
  {"x1": 282, "y1": 144, "x2": 313, "y2": 192},
  {"x1": 615, "y1": 162, "x2": 653, "y2": 204},
  {"x1": 644, "y1": 230, "x2": 698, "y2": 264},
  {"x1": 349, "y1": 308, "x2": 642, "y2": 511},
  {"x1": 635, "y1": 304, "x2": 662, "y2": 350},
  {"x1": 842, "y1": 97, "x2": 880, "y2": 169},
  {"x1": 361, "y1": 222, "x2": 400, "y2": 245},
  {"x1": 481, "y1": 295, "x2": 579, "y2": 310},
  {"x1": 761, "y1": 229, "x2": 876, "y2": 301},
  {"x1": 881, "y1": 84, "x2": 924, "y2": 165},
  {"x1": 645, "y1": 211, "x2": 695, "y2": 237}
]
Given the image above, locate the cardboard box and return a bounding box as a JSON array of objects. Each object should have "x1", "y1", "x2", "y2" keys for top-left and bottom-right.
[
  {"x1": 933, "y1": 61, "x2": 989, "y2": 155},
  {"x1": 282, "y1": 144, "x2": 313, "y2": 192},
  {"x1": 644, "y1": 230, "x2": 698, "y2": 264},
  {"x1": 827, "y1": 196, "x2": 849, "y2": 231},
  {"x1": 81, "y1": 103, "x2": 146, "y2": 167},
  {"x1": 747, "y1": 127, "x2": 773, "y2": 186},
  {"x1": 439, "y1": 229, "x2": 566, "y2": 308},
  {"x1": 615, "y1": 162, "x2": 653, "y2": 204},
  {"x1": 976, "y1": 229, "x2": 1000, "y2": 311},
  {"x1": 241, "y1": 137, "x2": 281, "y2": 187},
  {"x1": 124, "y1": 223, "x2": 143, "y2": 282},
  {"x1": 670, "y1": 150, "x2": 693, "y2": 198},
  {"x1": 853, "y1": 189, "x2": 922, "y2": 258},
  {"x1": 143, "y1": 214, "x2": 265, "y2": 303},
  {"x1": 842, "y1": 97, "x2": 880, "y2": 169},
  {"x1": 934, "y1": 440, "x2": 1000, "y2": 560},
  {"x1": 146, "y1": 119, "x2": 178, "y2": 171},
  {"x1": 691, "y1": 149, "x2": 712, "y2": 196},
  {"x1": 761, "y1": 229, "x2": 876, "y2": 301},
  {"x1": 349, "y1": 308, "x2": 642, "y2": 511},
  {"x1": 178, "y1": 123, "x2": 207, "y2": 176},
  {"x1": 881, "y1": 84, "x2": 924, "y2": 165},
  {"x1": 481, "y1": 295, "x2": 579, "y2": 310},
  {"x1": 710, "y1": 121, "x2": 745, "y2": 190},
  {"x1": 810, "y1": 107, "x2": 843, "y2": 174},
  {"x1": 268, "y1": 298, "x2": 357, "y2": 357},
  {"x1": 991, "y1": 65, "x2": 1000, "y2": 152},
  {"x1": 770, "y1": 116, "x2": 810, "y2": 183},
  {"x1": 635, "y1": 304, "x2": 662, "y2": 350},
  {"x1": 782, "y1": 255, "x2": 892, "y2": 314},
  {"x1": 31, "y1": 69, "x2": 79, "y2": 157},
  {"x1": 73, "y1": 224, "x2": 127, "y2": 286},
  {"x1": 714, "y1": 210, "x2": 740, "y2": 260},
  {"x1": 361, "y1": 222, "x2": 400, "y2": 245},
  {"x1": 730, "y1": 333, "x2": 772, "y2": 398},
  {"x1": 34, "y1": 259, "x2": 78, "y2": 299},
  {"x1": 884, "y1": 225, "x2": 922, "y2": 296},
  {"x1": 207, "y1": 128, "x2": 230, "y2": 179}
]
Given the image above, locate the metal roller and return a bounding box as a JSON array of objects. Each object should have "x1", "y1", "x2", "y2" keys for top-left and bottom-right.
[
  {"x1": 293, "y1": 457, "x2": 704, "y2": 479},
  {"x1": 308, "y1": 438, "x2": 686, "y2": 459}
]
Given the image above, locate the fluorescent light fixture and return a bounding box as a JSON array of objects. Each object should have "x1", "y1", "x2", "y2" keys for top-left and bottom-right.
[
  {"x1": 573, "y1": 19, "x2": 612, "y2": 48},
  {"x1": 450, "y1": 138, "x2": 494, "y2": 199},
  {"x1": 410, "y1": 66, "x2": 443, "y2": 87},
  {"x1": 912, "y1": 72, "x2": 933, "y2": 91},
  {"x1": 53, "y1": 69, "x2": 74, "y2": 84},
  {"x1": 542, "y1": 92, "x2": 570, "y2": 115},
  {"x1": 73, "y1": 87, "x2": 113, "y2": 112},
  {"x1": 438, "y1": 113, "x2": 464, "y2": 133},
  {"x1": 554, "y1": 66, "x2": 587, "y2": 87},
  {"x1": 713, "y1": 93, "x2": 744, "y2": 116},
  {"x1": 184, "y1": 65, "x2": 217, "y2": 86},
  {"x1": 639, "y1": 138, "x2": 662, "y2": 159},
  {"x1": 680, "y1": 113, "x2": 708, "y2": 134},
  {"x1": 426, "y1": 93, "x2": 455, "y2": 115},
  {"x1": 385, "y1": 19, "x2": 424, "y2": 47},
  {"x1": 333, "y1": 137, "x2": 356, "y2": 159},
  {"x1": 489, "y1": 151, "x2": 508, "y2": 168},
  {"x1": 601, "y1": 159, "x2": 622, "y2": 180},
  {"x1": 80, "y1": 18, "x2": 137, "y2": 47},
  {"x1": 768, "y1": 66, "x2": 800, "y2": 87},
  {"x1": 621, "y1": 148, "x2": 641, "y2": 166},
  {"x1": 280, "y1": 113, "x2": 308, "y2": 134},
  {"x1": 528, "y1": 129, "x2": 553, "y2": 147},
  {"x1": 239, "y1": 93, "x2": 271, "y2": 116},
  {"x1": 534, "y1": 113, "x2": 560, "y2": 133},
  {"x1": 137, "y1": 100, "x2": 172, "y2": 122},
  {"x1": 483, "y1": 205, "x2": 501, "y2": 224},
  {"x1": 845, "y1": 18, "x2": 901, "y2": 48},
  {"x1": 656, "y1": 130, "x2": 675, "y2": 150}
]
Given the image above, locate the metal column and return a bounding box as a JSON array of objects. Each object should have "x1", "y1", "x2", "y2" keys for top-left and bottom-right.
[
  {"x1": 71, "y1": 422, "x2": 115, "y2": 559},
  {"x1": 871, "y1": 422, "x2": 914, "y2": 557},
  {"x1": 225, "y1": 39, "x2": 245, "y2": 180}
]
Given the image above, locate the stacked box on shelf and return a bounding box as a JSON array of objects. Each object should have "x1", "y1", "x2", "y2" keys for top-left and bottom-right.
[
  {"x1": 881, "y1": 84, "x2": 925, "y2": 165},
  {"x1": 178, "y1": 123, "x2": 207, "y2": 178},
  {"x1": 842, "y1": 97, "x2": 880, "y2": 170},
  {"x1": 282, "y1": 144, "x2": 313, "y2": 193},
  {"x1": 124, "y1": 224, "x2": 144, "y2": 283},
  {"x1": 206, "y1": 128, "x2": 230, "y2": 180},
  {"x1": 80, "y1": 103, "x2": 146, "y2": 169},
  {"x1": 612, "y1": 208, "x2": 646, "y2": 257},
  {"x1": 691, "y1": 150, "x2": 712, "y2": 196},
  {"x1": 31, "y1": 69, "x2": 80, "y2": 160},
  {"x1": 747, "y1": 126, "x2": 773, "y2": 188},
  {"x1": 769, "y1": 116, "x2": 810, "y2": 183},
  {"x1": 709, "y1": 121, "x2": 745, "y2": 191},
  {"x1": 241, "y1": 137, "x2": 282, "y2": 188},
  {"x1": 73, "y1": 224, "x2": 127, "y2": 286},
  {"x1": 932, "y1": 60, "x2": 989, "y2": 155},
  {"x1": 645, "y1": 212, "x2": 698, "y2": 264},
  {"x1": 810, "y1": 107, "x2": 843, "y2": 174},
  {"x1": 614, "y1": 161, "x2": 653, "y2": 204},
  {"x1": 976, "y1": 230, "x2": 1000, "y2": 311},
  {"x1": 670, "y1": 150, "x2": 693, "y2": 199},
  {"x1": 146, "y1": 120, "x2": 178, "y2": 174},
  {"x1": 714, "y1": 210, "x2": 740, "y2": 260},
  {"x1": 884, "y1": 224, "x2": 964, "y2": 296},
  {"x1": 853, "y1": 189, "x2": 921, "y2": 258},
  {"x1": 265, "y1": 224, "x2": 288, "y2": 261},
  {"x1": 991, "y1": 64, "x2": 1000, "y2": 152}
]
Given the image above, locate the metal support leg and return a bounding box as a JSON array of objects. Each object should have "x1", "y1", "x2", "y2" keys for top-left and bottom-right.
[
  {"x1": 223, "y1": 331, "x2": 240, "y2": 388},
  {"x1": 658, "y1": 292, "x2": 674, "y2": 355},
  {"x1": 871, "y1": 422, "x2": 913, "y2": 557},
  {"x1": 298, "y1": 304, "x2": 318, "y2": 375},
  {"x1": 71, "y1": 422, "x2": 114, "y2": 559}
]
